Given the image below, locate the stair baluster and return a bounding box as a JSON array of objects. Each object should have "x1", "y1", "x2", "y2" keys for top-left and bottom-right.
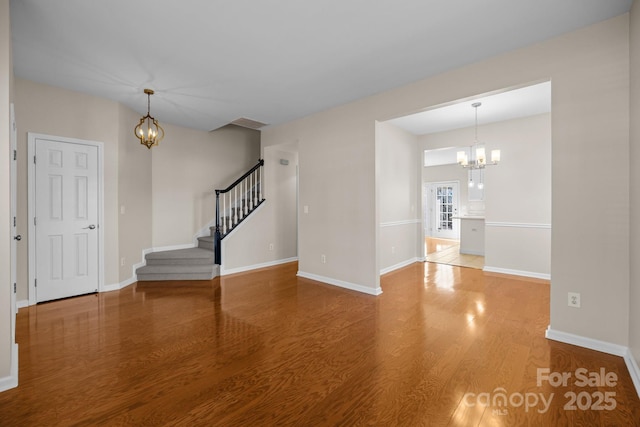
[{"x1": 214, "y1": 159, "x2": 265, "y2": 264}]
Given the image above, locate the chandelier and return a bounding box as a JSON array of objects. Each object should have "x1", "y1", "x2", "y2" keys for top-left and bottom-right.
[
  {"x1": 134, "y1": 88, "x2": 164, "y2": 149},
  {"x1": 457, "y1": 102, "x2": 500, "y2": 169}
]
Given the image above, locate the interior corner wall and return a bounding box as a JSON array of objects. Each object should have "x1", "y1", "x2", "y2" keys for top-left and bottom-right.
[
  {"x1": 222, "y1": 146, "x2": 298, "y2": 273},
  {"x1": 376, "y1": 121, "x2": 420, "y2": 273},
  {"x1": 629, "y1": 1, "x2": 640, "y2": 366},
  {"x1": 150, "y1": 124, "x2": 260, "y2": 248},
  {"x1": 117, "y1": 104, "x2": 152, "y2": 283},
  {"x1": 263, "y1": 14, "x2": 629, "y2": 346},
  {"x1": 0, "y1": 0, "x2": 14, "y2": 384},
  {"x1": 263, "y1": 111, "x2": 379, "y2": 292},
  {"x1": 14, "y1": 78, "x2": 121, "y2": 293}
]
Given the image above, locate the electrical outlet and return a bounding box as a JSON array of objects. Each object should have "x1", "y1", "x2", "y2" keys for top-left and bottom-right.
[
  {"x1": 321, "y1": 254, "x2": 326, "y2": 264},
  {"x1": 568, "y1": 292, "x2": 581, "y2": 308},
  {"x1": 269, "y1": 243, "x2": 274, "y2": 251},
  {"x1": 120, "y1": 257, "x2": 126, "y2": 267},
  {"x1": 303, "y1": 205, "x2": 309, "y2": 214},
  {"x1": 391, "y1": 246, "x2": 395, "y2": 254}
]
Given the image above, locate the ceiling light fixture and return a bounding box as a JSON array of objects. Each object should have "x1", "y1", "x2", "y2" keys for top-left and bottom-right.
[
  {"x1": 457, "y1": 102, "x2": 500, "y2": 169},
  {"x1": 135, "y1": 88, "x2": 164, "y2": 149}
]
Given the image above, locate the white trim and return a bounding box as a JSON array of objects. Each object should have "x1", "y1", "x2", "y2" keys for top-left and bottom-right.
[
  {"x1": 545, "y1": 327, "x2": 627, "y2": 357},
  {"x1": 485, "y1": 221, "x2": 551, "y2": 229},
  {"x1": 380, "y1": 219, "x2": 421, "y2": 227},
  {"x1": 380, "y1": 257, "x2": 421, "y2": 275},
  {"x1": 221, "y1": 202, "x2": 266, "y2": 240},
  {"x1": 0, "y1": 343, "x2": 18, "y2": 392},
  {"x1": 623, "y1": 350, "x2": 640, "y2": 398},
  {"x1": 16, "y1": 300, "x2": 28, "y2": 310},
  {"x1": 193, "y1": 219, "x2": 216, "y2": 240},
  {"x1": 102, "y1": 243, "x2": 204, "y2": 294},
  {"x1": 297, "y1": 271, "x2": 382, "y2": 296},
  {"x1": 221, "y1": 257, "x2": 298, "y2": 276},
  {"x1": 483, "y1": 266, "x2": 550, "y2": 280},
  {"x1": 28, "y1": 133, "x2": 105, "y2": 304},
  {"x1": 545, "y1": 327, "x2": 640, "y2": 398},
  {"x1": 101, "y1": 275, "x2": 138, "y2": 293}
]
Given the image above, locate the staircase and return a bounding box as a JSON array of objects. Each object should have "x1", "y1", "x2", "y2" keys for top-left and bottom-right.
[{"x1": 135, "y1": 159, "x2": 265, "y2": 282}]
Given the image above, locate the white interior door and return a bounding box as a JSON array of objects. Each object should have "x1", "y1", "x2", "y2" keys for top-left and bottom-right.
[
  {"x1": 428, "y1": 182, "x2": 459, "y2": 240},
  {"x1": 10, "y1": 104, "x2": 17, "y2": 338},
  {"x1": 34, "y1": 138, "x2": 99, "y2": 302}
]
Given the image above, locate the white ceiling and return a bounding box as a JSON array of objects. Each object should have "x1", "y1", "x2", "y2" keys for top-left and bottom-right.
[
  {"x1": 388, "y1": 81, "x2": 552, "y2": 135},
  {"x1": 10, "y1": 0, "x2": 632, "y2": 131}
]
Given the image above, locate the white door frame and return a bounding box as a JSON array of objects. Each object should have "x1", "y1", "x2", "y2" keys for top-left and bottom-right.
[
  {"x1": 423, "y1": 180, "x2": 460, "y2": 239},
  {"x1": 10, "y1": 104, "x2": 17, "y2": 341},
  {"x1": 27, "y1": 133, "x2": 105, "y2": 306}
]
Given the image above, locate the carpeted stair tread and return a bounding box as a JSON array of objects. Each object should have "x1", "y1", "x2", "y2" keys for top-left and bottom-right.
[
  {"x1": 137, "y1": 264, "x2": 214, "y2": 274},
  {"x1": 146, "y1": 247, "x2": 214, "y2": 260}
]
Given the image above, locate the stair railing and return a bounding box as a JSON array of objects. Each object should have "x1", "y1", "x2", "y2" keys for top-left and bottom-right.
[{"x1": 214, "y1": 159, "x2": 265, "y2": 264}]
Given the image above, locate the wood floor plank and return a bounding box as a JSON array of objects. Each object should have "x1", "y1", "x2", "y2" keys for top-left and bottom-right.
[{"x1": 1, "y1": 261, "x2": 639, "y2": 426}]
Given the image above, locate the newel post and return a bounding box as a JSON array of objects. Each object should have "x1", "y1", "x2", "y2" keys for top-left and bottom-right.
[{"x1": 214, "y1": 189, "x2": 222, "y2": 265}]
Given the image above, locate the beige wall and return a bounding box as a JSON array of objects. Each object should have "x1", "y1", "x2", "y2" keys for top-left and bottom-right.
[
  {"x1": 376, "y1": 121, "x2": 420, "y2": 272},
  {"x1": 14, "y1": 78, "x2": 121, "y2": 295},
  {"x1": 263, "y1": 106, "x2": 379, "y2": 291},
  {"x1": 0, "y1": 0, "x2": 14, "y2": 385},
  {"x1": 117, "y1": 104, "x2": 152, "y2": 282},
  {"x1": 420, "y1": 114, "x2": 551, "y2": 276},
  {"x1": 263, "y1": 15, "x2": 630, "y2": 346},
  {"x1": 629, "y1": 1, "x2": 640, "y2": 367},
  {"x1": 151, "y1": 124, "x2": 260, "y2": 248},
  {"x1": 14, "y1": 79, "x2": 260, "y2": 294},
  {"x1": 222, "y1": 146, "x2": 298, "y2": 272}
]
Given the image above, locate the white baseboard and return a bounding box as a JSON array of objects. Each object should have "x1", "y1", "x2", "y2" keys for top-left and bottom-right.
[
  {"x1": 102, "y1": 245, "x2": 195, "y2": 293},
  {"x1": 16, "y1": 300, "x2": 28, "y2": 311},
  {"x1": 483, "y1": 266, "x2": 551, "y2": 281},
  {"x1": 0, "y1": 343, "x2": 18, "y2": 392},
  {"x1": 623, "y1": 349, "x2": 640, "y2": 398},
  {"x1": 102, "y1": 275, "x2": 138, "y2": 293},
  {"x1": 545, "y1": 327, "x2": 628, "y2": 357},
  {"x1": 380, "y1": 257, "x2": 421, "y2": 275},
  {"x1": 545, "y1": 327, "x2": 640, "y2": 398},
  {"x1": 221, "y1": 257, "x2": 298, "y2": 276},
  {"x1": 297, "y1": 271, "x2": 382, "y2": 296}
]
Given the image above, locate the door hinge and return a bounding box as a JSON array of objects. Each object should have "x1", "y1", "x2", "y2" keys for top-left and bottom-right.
[
  {"x1": 34, "y1": 155, "x2": 36, "y2": 164},
  {"x1": 34, "y1": 217, "x2": 37, "y2": 226},
  {"x1": 13, "y1": 216, "x2": 16, "y2": 227},
  {"x1": 13, "y1": 283, "x2": 16, "y2": 293},
  {"x1": 13, "y1": 150, "x2": 16, "y2": 161},
  {"x1": 34, "y1": 279, "x2": 37, "y2": 288}
]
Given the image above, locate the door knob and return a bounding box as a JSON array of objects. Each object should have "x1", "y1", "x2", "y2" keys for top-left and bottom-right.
[
  {"x1": 14, "y1": 235, "x2": 21, "y2": 241},
  {"x1": 83, "y1": 224, "x2": 96, "y2": 230}
]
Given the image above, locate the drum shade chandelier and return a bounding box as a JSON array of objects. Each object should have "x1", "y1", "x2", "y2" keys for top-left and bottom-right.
[
  {"x1": 457, "y1": 102, "x2": 500, "y2": 169},
  {"x1": 135, "y1": 88, "x2": 164, "y2": 149}
]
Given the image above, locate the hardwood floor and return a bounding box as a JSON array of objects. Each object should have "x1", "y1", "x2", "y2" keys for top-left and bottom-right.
[
  {"x1": 425, "y1": 238, "x2": 485, "y2": 270},
  {"x1": 1, "y1": 261, "x2": 639, "y2": 426}
]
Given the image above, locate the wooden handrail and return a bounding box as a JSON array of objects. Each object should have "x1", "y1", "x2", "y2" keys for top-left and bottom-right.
[{"x1": 216, "y1": 159, "x2": 264, "y2": 194}]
